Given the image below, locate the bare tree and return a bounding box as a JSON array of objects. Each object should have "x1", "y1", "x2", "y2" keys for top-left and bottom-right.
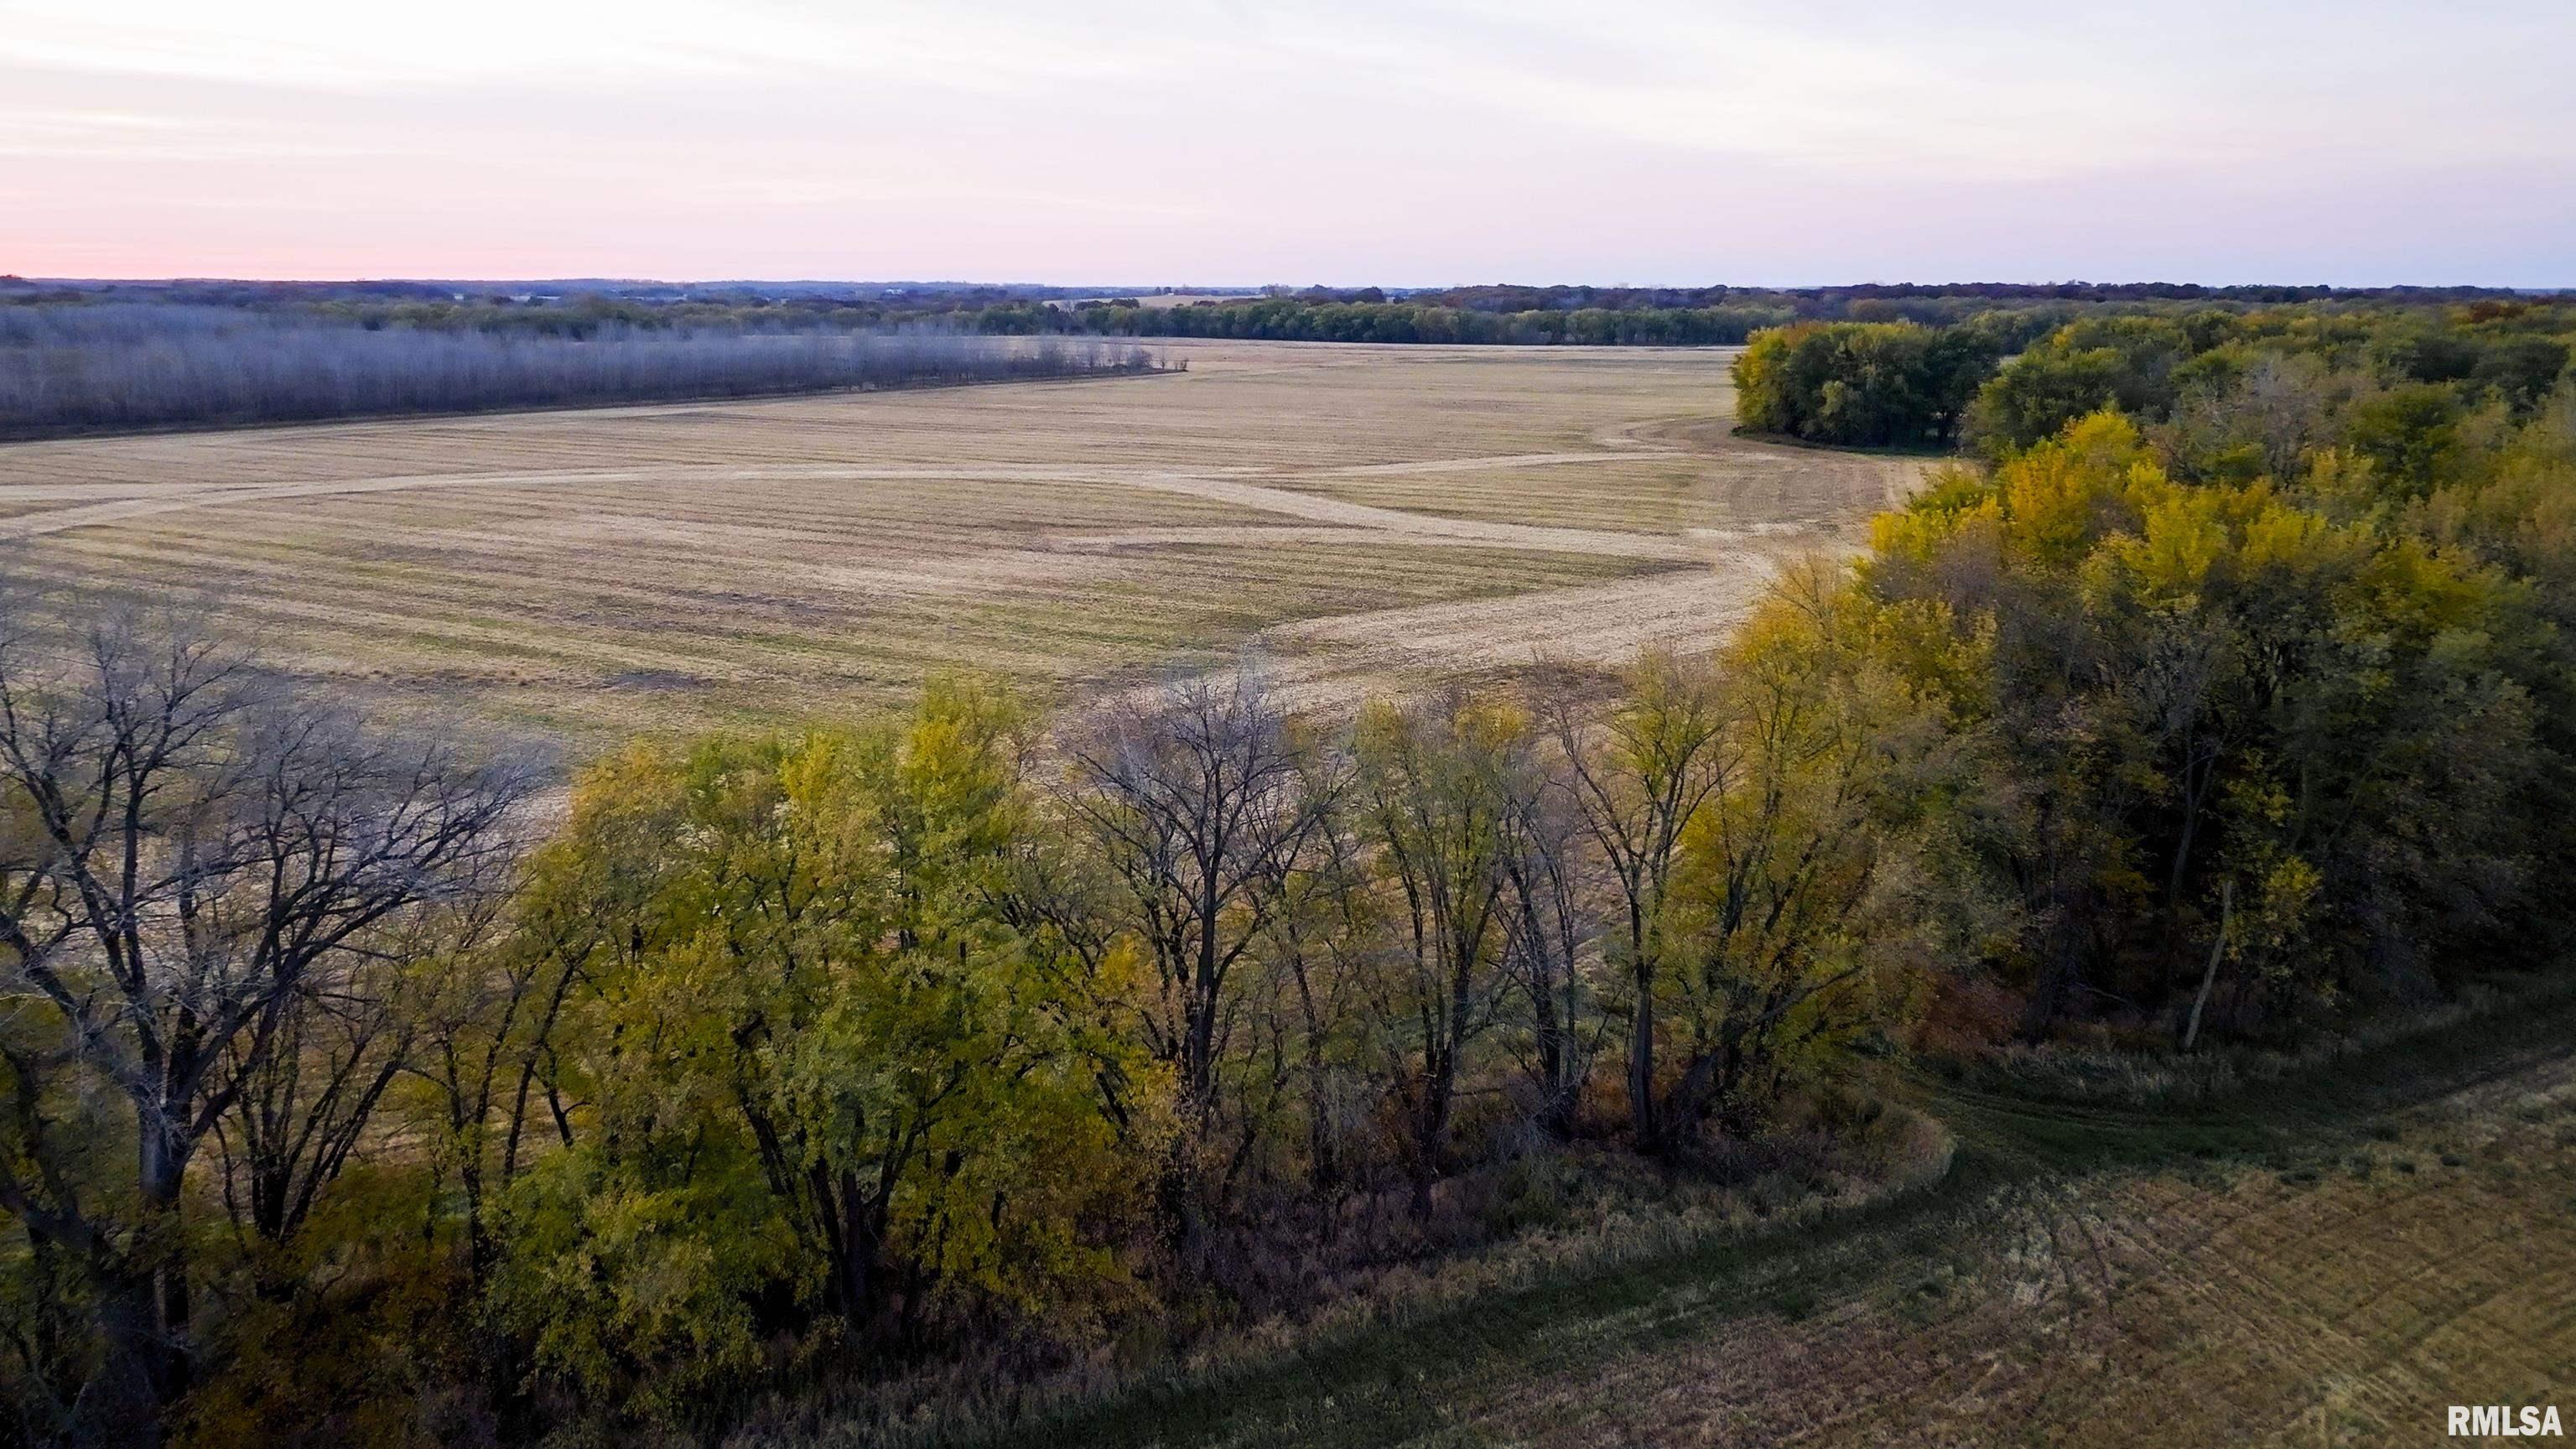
[
  {"x1": 2163, "y1": 349, "x2": 2336, "y2": 481},
  {"x1": 1496, "y1": 736, "x2": 1597, "y2": 1139},
  {"x1": 0, "y1": 304, "x2": 1161, "y2": 439},
  {"x1": 1065, "y1": 662, "x2": 1328, "y2": 1134},
  {"x1": 0, "y1": 601, "x2": 531, "y2": 1426},
  {"x1": 209, "y1": 937, "x2": 416, "y2": 1258}
]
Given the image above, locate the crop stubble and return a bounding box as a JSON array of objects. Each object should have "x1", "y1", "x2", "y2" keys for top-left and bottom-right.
[{"x1": 0, "y1": 340, "x2": 1927, "y2": 740}]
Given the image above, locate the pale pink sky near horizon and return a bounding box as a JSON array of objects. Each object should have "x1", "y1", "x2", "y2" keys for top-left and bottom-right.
[{"x1": 4, "y1": 0, "x2": 2572, "y2": 287}]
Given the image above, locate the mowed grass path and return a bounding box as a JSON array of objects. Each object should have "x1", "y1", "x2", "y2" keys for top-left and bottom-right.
[
  {"x1": 983, "y1": 991, "x2": 2576, "y2": 1449},
  {"x1": 0, "y1": 342, "x2": 1924, "y2": 740}
]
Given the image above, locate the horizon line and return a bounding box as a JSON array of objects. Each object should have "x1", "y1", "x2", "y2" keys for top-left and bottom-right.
[{"x1": 12, "y1": 275, "x2": 2574, "y2": 294}]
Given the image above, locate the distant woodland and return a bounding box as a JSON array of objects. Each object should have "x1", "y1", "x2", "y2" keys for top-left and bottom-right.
[
  {"x1": 6, "y1": 291, "x2": 2576, "y2": 1446},
  {"x1": 8, "y1": 274, "x2": 2563, "y2": 360},
  {"x1": 0, "y1": 303, "x2": 1163, "y2": 439}
]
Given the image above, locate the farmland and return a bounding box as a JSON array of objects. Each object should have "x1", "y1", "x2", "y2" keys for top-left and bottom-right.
[
  {"x1": 0, "y1": 340, "x2": 1924, "y2": 740},
  {"x1": 1000, "y1": 989, "x2": 2576, "y2": 1449}
]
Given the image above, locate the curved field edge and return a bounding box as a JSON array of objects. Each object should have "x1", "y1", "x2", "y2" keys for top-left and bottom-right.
[{"x1": 837, "y1": 979, "x2": 2576, "y2": 1449}]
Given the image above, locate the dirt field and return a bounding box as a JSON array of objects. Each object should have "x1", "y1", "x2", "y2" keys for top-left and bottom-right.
[
  {"x1": 1009, "y1": 1002, "x2": 2576, "y2": 1449},
  {"x1": 0, "y1": 341, "x2": 1926, "y2": 740},
  {"x1": 1462, "y1": 1065, "x2": 2576, "y2": 1448}
]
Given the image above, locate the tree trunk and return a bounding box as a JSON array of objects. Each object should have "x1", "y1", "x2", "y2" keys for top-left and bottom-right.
[
  {"x1": 1409, "y1": 1088, "x2": 1444, "y2": 1222},
  {"x1": 136, "y1": 1124, "x2": 193, "y2": 1410},
  {"x1": 1301, "y1": 1030, "x2": 1339, "y2": 1203},
  {"x1": 1660, "y1": 1051, "x2": 1722, "y2": 1151},
  {"x1": 2160, "y1": 755, "x2": 2210, "y2": 1000},
  {"x1": 837, "y1": 1169, "x2": 880, "y2": 1327},
  {"x1": 96, "y1": 1267, "x2": 170, "y2": 1446},
  {"x1": 1530, "y1": 972, "x2": 1571, "y2": 1137},
  {"x1": 1628, "y1": 948, "x2": 1659, "y2": 1150},
  {"x1": 1515, "y1": 876, "x2": 1577, "y2": 1139},
  {"x1": 461, "y1": 1156, "x2": 495, "y2": 1287},
  {"x1": 1187, "y1": 911, "x2": 1222, "y2": 1115},
  {"x1": 2181, "y1": 881, "x2": 2233, "y2": 1052},
  {"x1": 1411, "y1": 1041, "x2": 1458, "y2": 1221}
]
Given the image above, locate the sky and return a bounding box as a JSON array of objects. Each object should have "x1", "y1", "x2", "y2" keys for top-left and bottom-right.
[{"x1": 3, "y1": 0, "x2": 2572, "y2": 287}]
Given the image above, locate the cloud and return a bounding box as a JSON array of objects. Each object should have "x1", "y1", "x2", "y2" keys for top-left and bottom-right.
[{"x1": 1, "y1": 0, "x2": 2568, "y2": 281}]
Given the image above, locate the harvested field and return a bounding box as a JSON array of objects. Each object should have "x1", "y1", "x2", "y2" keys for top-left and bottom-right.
[
  {"x1": 1464, "y1": 1066, "x2": 2576, "y2": 1448},
  {"x1": 1001, "y1": 995, "x2": 2576, "y2": 1449},
  {"x1": 0, "y1": 341, "x2": 1928, "y2": 740}
]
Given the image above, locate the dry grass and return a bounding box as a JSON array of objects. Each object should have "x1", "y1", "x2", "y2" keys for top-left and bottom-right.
[{"x1": 0, "y1": 341, "x2": 1925, "y2": 741}]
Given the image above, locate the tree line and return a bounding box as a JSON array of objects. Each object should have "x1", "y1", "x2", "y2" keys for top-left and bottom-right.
[
  {"x1": 1005, "y1": 291, "x2": 2573, "y2": 357},
  {"x1": 1961, "y1": 302, "x2": 2576, "y2": 460},
  {"x1": 970, "y1": 299, "x2": 1802, "y2": 345},
  {"x1": 0, "y1": 601, "x2": 1948, "y2": 1444},
  {"x1": 26, "y1": 279, "x2": 2564, "y2": 366},
  {"x1": 1733, "y1": 301, "x2": 2576, "y2": 454},
  {"x1": 0, "y1": 307, "x2": 1165, "y2": 439}
]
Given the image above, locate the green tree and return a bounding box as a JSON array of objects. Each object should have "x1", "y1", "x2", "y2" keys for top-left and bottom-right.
[
  {"x1": 2346, "y1": 382, "x2": 2467, "y2": 498},
  {"x1": 1965, "y1": 315, "x2": 2199, "y2": 457},
  {"x1": 1733, "y1": 321, "x2": 1998, "y2": 448},
  {"x1": 493, "y1": 680, "x2": 1162, "y2": 1421}
]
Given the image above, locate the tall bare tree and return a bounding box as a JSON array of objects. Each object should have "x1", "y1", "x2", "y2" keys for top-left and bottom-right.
[
  {"x1": 1066, "y1": 662, "x2": 1328, "y2": 1134},
  {"x1": 403, "y1": 860, "x2": 600, "y2": 1291},
  {"x1": 1496, "y1": 735, "x2": 1597, "y2": 1139},
  {"x1": 0, "y1": 602, "x2": 529, "y2": 1430}
]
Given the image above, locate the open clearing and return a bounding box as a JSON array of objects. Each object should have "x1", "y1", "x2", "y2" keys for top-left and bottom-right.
[{"x1": 0, "y1": 340, "x2": 1924, "y2": 740}]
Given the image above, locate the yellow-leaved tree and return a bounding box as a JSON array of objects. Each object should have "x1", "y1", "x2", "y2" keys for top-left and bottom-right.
[
  {"x1": 491, "y1": 678, "x2": 1170, "y2": 1422},
  {"x1": 1655, "y1": 564, "x2": 1966, "y2": 1141}
]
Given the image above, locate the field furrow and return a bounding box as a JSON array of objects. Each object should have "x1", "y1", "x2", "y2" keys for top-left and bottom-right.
[{"x1": 0, "y1": 341, "x2": 1927, "y2": 743}]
